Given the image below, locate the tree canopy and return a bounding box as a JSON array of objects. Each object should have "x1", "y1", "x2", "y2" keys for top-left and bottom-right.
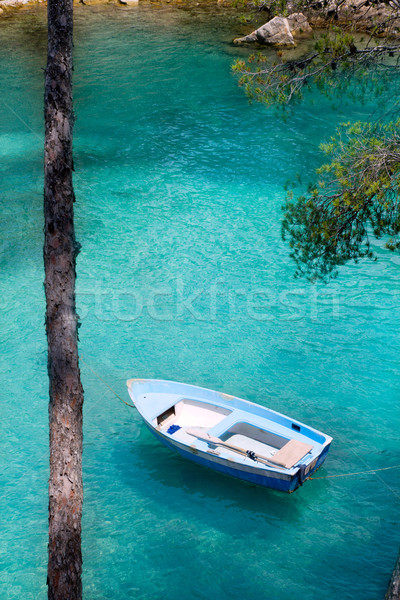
[
  {"x1": 282, "y1": 120, "x2": 400, "y2": 280},
  {"x1": 233, "y1": 4, "x2": 400, "y2": 279}
]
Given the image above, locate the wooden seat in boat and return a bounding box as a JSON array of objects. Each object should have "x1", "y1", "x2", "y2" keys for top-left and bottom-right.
[{"x1": 267, "y1": 439, "x2": 313, "y2": 469}]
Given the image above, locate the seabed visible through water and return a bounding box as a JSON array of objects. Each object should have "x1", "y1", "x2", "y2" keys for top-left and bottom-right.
[{"x1": 1, "y1": 4, "x2": 400, "y2": 599}]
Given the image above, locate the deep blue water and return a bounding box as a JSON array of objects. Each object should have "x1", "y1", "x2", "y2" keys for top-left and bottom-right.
[{"x1": 1, "y1": 4, "x2": 400, "y2": 599}]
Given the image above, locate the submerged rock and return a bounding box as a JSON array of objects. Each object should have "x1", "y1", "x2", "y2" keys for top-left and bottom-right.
[{"x1": 234, "y1": 16, "x2": 295, "y2": 47}]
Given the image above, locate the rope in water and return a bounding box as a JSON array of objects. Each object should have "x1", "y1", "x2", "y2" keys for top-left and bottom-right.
[
  {"x1": 79, "y1": 355, "x2": 400, "y2": 485},
  {"x1": 79, "y1": 355, "x2": 134, "y2": 408},
  {"x1": 310, "y1": 464, "x2": 400, "y2": 480}
]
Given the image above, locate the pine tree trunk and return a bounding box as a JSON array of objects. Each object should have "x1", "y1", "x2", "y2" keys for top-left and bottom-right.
[
  {"x1": 44, "y1": 0, "x2": 84, "y2": 597},
  {"x1": 387, "y1": 551, "x2": 400, "y2": 600}
]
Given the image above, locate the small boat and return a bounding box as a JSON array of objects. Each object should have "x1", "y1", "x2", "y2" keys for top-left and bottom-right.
[{"x1": 127, "y1": 379, "x2": 332, "y2": 493}]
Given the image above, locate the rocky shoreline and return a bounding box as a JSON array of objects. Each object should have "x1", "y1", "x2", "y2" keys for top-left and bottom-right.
[
  {"x1": 0, "y1": 0, "x2": 129, "y2": 13},
  {"x1": 308, "y1": 0, "x2": 400, "y2": 36},
  {"x1": 1, "y1": 0, "x2": 399, "y2": 37},
  {"x1": 0, "y1": 0, "x2": 226, "y2": 14}
]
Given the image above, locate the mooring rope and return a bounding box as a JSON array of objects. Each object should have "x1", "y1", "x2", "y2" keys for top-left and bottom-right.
[
  {"x1": 79, "y1": 355, "x2": 134, "y2": 408},
  {"x1": 310, "y1": 464, "x2": 400, "y2": 480},
  {"x1": 269, "y1": 371, "x2": 400, "y2": 499}
]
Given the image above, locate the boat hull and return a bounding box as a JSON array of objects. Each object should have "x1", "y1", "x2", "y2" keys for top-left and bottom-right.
[
  {"x1": 146, "y1": 423, "x2": 331, "y2": 493},
  {"x1": 128, "y1": 379, "x2": 332, "y2": 494}
]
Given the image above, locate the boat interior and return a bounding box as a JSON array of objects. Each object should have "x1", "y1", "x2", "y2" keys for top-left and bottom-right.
[
  {"x1": 156, "y1": 398, "x2": 232, "y2": 430},
  {"x1": 220, "y1": 422, "x2": 288, "y2": 457},
  {"x1": 154, "y1": 398, "x2": 313, "y2": 468}
]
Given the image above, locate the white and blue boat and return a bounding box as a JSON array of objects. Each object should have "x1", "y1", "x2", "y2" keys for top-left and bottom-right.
[{"x1": 127, "y1": 379, "x2": 332, "y2": 493}]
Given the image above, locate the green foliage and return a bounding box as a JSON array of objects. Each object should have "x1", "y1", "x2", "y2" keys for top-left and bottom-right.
[
  {"x1": 238, "y1": 14, "x2": 253, "y2": 24},
  {"x1": 232, "y1": 29, "x2": 397, "y2": 108},
  {"x1": 281, "y1": 120, "x2": 400, "y2": 280},
  {"x1": 233, "y1": 11, "x2": 400, "y2": 279}
]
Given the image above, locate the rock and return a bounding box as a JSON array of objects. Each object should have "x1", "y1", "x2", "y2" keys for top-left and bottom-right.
[
  {"x1": 234, "y1": 16, "x2": 295, "y2": 47},
  {"x1": 234, "y1": 31, "x2": 257, "y2": 43},
  {"x1": 81, "y1": 0, "x2": 108, "y2": 5},
  {"x1": 256, "y1": 17, "x2": 295, "y2": 45},
  {"x1": 0, "y1": 0, "x2": 46, "y2": 6},
  {"x1": 287, "y1": 12, "x2": 312, "y2": 36},
  {"x1": 119, "y1": 0, "x2": 139, "y2": 5},
  {"x1": 307, "y1": 0, "x2": 400, "y2": 33}
]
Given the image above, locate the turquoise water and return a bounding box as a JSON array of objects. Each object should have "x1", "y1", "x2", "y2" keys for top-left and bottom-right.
[{"x1": 1, "y1": 4, "x2": 400, "y2": 598}]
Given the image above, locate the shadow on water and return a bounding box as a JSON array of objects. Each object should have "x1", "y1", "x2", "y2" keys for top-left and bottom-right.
[{"x1": 112, "y1": 425, "x2": 331, "y2": 534}]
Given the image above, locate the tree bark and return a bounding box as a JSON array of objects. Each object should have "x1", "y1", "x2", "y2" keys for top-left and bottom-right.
[
  {"x1": 387, "y1": 551, "x2": 400, "y2": 600},
  {"x1": 44, "y1": 0, "x2": 83, "y2": 597}
]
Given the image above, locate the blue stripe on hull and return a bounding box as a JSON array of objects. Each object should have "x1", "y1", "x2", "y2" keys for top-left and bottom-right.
[
  {"x1": 176, "y1": 444, "x2": 297, "y2": 493},
  {"x1": 147, "y1": 426, "x2": 299, "y2": 493}
]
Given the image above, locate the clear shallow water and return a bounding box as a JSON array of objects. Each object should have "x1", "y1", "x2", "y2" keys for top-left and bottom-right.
[{"x1": 1, "y1": 5, "x2": 400, "y2": 599}]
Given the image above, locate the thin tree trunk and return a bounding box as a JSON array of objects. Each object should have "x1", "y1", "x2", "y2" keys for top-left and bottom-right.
[
  {"x1": 387, "y1": 551, "x2": 400, "y2": 600},
  {"x1": 44, "y1": 0, "x2": 83, "y2": 596}
]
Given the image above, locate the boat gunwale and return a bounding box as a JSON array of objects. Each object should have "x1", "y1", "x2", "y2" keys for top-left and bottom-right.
[{"x1": 127, "y1": 378, "x2": 333, "y2": 449}]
